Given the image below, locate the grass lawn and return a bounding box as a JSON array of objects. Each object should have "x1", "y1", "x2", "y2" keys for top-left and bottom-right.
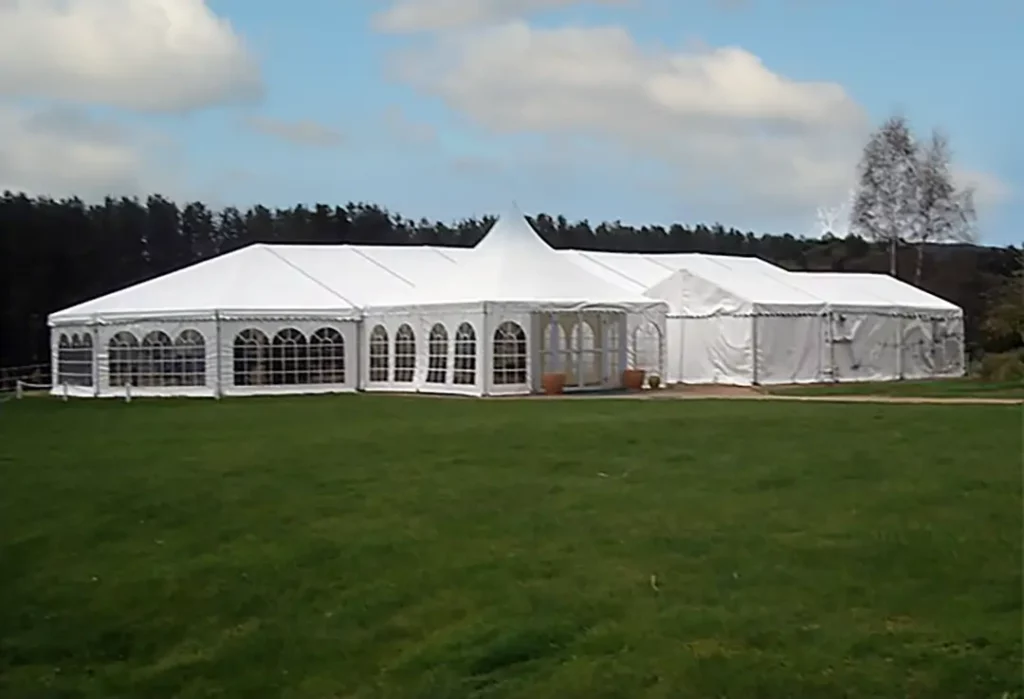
[
  {"x1": 1, "y1": 396, "x2": 1021, "y2": 698},
  {"x1": 770, "y1": 377, "x2": 1024, "y2": 400}
]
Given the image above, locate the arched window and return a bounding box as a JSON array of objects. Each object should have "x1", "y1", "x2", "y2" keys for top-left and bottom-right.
[
  {"x1": 174, "y1": 330, "x2": 206, "y2": 387},
  {"x1": 57, "y1": 334, "x2": 72, "y2": 386},
  {"x1": 309, "y1": 327, "x2": 346, "y2": 384},
  {"x1": 394, "y1": 324, "x2": 416, "y2": 383},
  {"x1": 108, "y1": 331, "x2": 139, "y2": 387},
  {"x1": 271, "y1": 328, "x2": 308, "y2": 385},
  {"x1": 453, "y1": 322, "x2": 476, "y2": 385},
  {"x1": 55, "y1": 332, "x2": 95, "y2": 388},
  {"x1": 540, "y1": 316, "x2": 568, "y2": 376},
  {"x1": 632, "y1": 320, "x2": 663, "y2": 377},
  {"x1": 233, "y1": 329, "x2": 269, "y2": 386},
  {"x1": 604, "y1": 316, "x2": 622, "y2": 383},
  {"x1": 78, "y1": 333, "x2": 94, "y2": 387},
  {"x1": 426, "y1": 323, "x2": 448, "y2": 384},
  {"x1": 140, "y1": 331, "x2": 172, "y2": 387},
  {"x1": 369, "y1": 325, "x2": 389, "y2": 382},
  {"x1": 493, "y1": 321, "x2": 527, "y2": 385},
  {"x1": 578, "y1": 318, "x2": 601, "y2": 387}
]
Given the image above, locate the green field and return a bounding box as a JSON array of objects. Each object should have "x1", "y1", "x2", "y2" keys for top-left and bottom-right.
[
  {"x1": 1, "y1": 396, "x2": 1021, "y2": 698},
  {"x1": 770, "y1": 378, "x2": 1024, "y2": 400}
]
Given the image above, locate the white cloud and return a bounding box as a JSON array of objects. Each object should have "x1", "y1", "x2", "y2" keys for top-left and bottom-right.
[
  {"x1": 0, "y1": 0, "x2": 261, "y2": 111},
  {"x1": 953, "y1": 167, "x2": 1013, "y2": 209},
  {"x1": 391, "y1": 21, "x2": 871, "y2": 218},
  {"x1": 375, "y1": 0, "x2": 629, "y2": 33},
  {"x1": 0, "y1": 104, "x2": 175, "y2": 199},
  {"x1": 243, "y1": 116, "x2": 344, "y2": 148}
]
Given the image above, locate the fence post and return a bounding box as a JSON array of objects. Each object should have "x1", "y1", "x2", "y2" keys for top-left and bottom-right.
[
  {"x1": 62, "y1": 382, "x2": 69, "y2": 402},
  {"x1": 125, "y1": 383, "x2": 132, "y2": 403},
  {"x1": 15, "y1": 380, "x2": 23, "y2": 400}
]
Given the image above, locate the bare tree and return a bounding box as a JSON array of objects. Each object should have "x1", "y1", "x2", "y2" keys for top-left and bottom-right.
[
  {"x1": 851, "y1": 115, "x2": 978, "y2": 283},
  {"x1": 851, "y1": 115, "x2": 920, "y2": 276},
  {"x1": 912, "y1": 130, "x2": 977, "y2": 284},
  {"x1": 816, "y1": 188, "x2": 855, "y2": 238}
]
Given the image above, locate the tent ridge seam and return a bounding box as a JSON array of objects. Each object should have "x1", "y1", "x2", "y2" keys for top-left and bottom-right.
[
  {"x1": 349, "y1": 247, "x2": 417, "y2": 287},
  {"x1": 261, "y1": 246, "x2": 360, "y2": 308},
  {"x1": 577, "y1": 251, "x2": 649, "y2": 289}
]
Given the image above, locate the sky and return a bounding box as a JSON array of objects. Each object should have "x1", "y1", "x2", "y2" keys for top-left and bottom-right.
[{"x1": 0, "y1": 0, "x2": 1020, "y2": 244}]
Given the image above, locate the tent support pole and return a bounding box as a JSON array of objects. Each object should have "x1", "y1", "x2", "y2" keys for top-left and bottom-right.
[
  {"x1": 750, "y1": 313, "x2": 759, "y2": 386},
  {"x1": 214, "y1": 311, "x2": 223, "y2": 399},
  {"x1": 828, "y1": 311, "x2": 836, "y2": 382},
  {"x1": 91, "y1": 322, "x2": 100, "y2": 397},
  {"x1": 482, "y1": 302, "x2": 491, "y2": 397},
  {"x1": 896, "y1": 314, "x2": 904, "y2": 380}
]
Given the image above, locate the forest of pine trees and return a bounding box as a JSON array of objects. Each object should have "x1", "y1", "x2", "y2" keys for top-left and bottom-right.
[{"x1": 1, "y1": 190, "x2": 1020, "y2": 370}]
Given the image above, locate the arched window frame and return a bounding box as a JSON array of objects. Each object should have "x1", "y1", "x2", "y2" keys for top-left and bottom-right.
[
  {"x1": 271, "y1": 328, "x2": 309, "y2": 386},
  {"x1": 426, "y1": 323, "x2": 449, "y2": 384},
  {"x1": 369, "y1": 325, "x2": 390, "y2": 382},
  {"x1": 233, "y1": 328, "x2": 270, "y2": 386},
  {"x1": 493, "y1": 321, "x2": 527, "y2": 385},
  {"x1": 631, "y1": 319, "x2": 663, "y2": 378},
  {"x1": 173, "y1": 330, "x2": 206, "y2": 387},
  {"x1": 452, "y1": 322, "x2": 476, "y2": 385},
  {"x1": 140, "y1": 331, "x2": 172, "y2": 387},
  {"x1": 604, "y1": 315, "x2": 622, "y2": 383},
  {"x1": 309, "y1": 327, "x2": 346, "y2": 384},
  {"x1": 394, "y1": 324, "x2": 416, "y2": 383},
  {"x1": 108, "y1": 331, "x2": 140, "y2": 387}
]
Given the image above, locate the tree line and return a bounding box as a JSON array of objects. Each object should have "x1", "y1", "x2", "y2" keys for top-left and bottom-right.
[{"x1": 1, "y1": 189, "x2": 1020, "y2": 371}]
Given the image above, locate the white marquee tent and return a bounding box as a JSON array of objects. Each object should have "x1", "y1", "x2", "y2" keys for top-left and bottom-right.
[
  {"x1": 48, "y1": 210, "x2": 669, "y2": 398},
  {"x1": 48, "y1": 210, "x2": 963, "y2": 399}
]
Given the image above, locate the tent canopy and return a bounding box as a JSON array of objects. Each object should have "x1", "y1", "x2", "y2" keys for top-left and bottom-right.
[
  {"x1": 50, "y1": 210, "x2": 664, "y2": 324},
  {"x1": 559, "y1": 250, "x2": 826, "y2": 316},
  {"x1": 49, "y1": 244, "x2": 361, "y2": 323},
  {"x1": 412, "y1": 209, "x2": 657, "y2": 308},
  {"x1": 558, "y1": 250, "x2": 960, "y2": 317},
  {"x1": 787, "y1": 272, "x2": 960, "y2": 313}
]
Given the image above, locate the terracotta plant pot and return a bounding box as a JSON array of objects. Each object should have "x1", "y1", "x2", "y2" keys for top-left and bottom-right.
[
  {"x1": 541, "y1": 372, "x2": 566, "y2": 395},
  {"x1": 622, "y1": 368, "x2": 646, "y2": 390}
]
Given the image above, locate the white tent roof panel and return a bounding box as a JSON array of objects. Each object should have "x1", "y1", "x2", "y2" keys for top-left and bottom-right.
[
  {"x1": 790, "y1": 272, "x2": 959, "y2": 312},
  {"x1": 49, "y1": 245, "x2": 359, "y2": 322},
  {"x1": 561, "y1": 250, "x2": 825, "y2": 314}
]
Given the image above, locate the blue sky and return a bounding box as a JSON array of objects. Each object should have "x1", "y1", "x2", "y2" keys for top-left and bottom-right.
[{"x1": 0, "y1": 0, "x2": 1020, "y2": 244}]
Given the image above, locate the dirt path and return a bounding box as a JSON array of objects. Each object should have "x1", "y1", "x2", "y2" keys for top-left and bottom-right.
[
  {"x1": 647, "y1": 392, "x2": 1023, "y2": 406},
  {"x1": 529, "y1": 386, "x2": 1023, "y2": 406}
]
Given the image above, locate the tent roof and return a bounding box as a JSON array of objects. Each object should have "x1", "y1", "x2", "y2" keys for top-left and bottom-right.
[
  {"x1": 50, "y1": 211, "x2": 660, "y2": 323},
  {"x1": 411, "y1": 210, "x2": 655, "y2": 307},
  {"x1": 788, "y1": 272, "x2": 960, "y2": 312},
  {"x1": 559, "y1": 250, "x2": 825, "y2": 313},
  {"x1": 49, "y1": 244, "x2": 359, "y2": 322},
  {"x1": 50, "y1": 207, "x2": 960, "y2": 324}
]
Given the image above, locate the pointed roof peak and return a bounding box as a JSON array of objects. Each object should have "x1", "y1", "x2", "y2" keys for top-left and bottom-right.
[{"x1": 476, "y1": 205, "x2": 550, "y2": 254}]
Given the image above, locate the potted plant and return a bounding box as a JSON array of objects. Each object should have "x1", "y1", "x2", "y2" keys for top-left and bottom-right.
[
  {"x1": 622, "y1": 368, "x2": 646, "y2": 390},
  {"x1": 648, "y1": 374, "x2": 661, "y2": 390},
  {"x1": 541, "y1": 372, "x2": 566, "y2": 395}
]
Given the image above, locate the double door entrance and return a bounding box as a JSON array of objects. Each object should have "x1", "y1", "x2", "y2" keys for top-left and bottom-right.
[{"x1": 534, "y1": 311, "x2": 626, "y2": 391}]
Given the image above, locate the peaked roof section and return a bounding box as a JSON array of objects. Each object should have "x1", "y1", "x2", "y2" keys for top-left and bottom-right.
[
  {"x1": 50, "y1": 244, "x2": 359, "y2": 322},
  {"x1": 418, "y1": 208, "x2": 657, "y2": 306}
]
